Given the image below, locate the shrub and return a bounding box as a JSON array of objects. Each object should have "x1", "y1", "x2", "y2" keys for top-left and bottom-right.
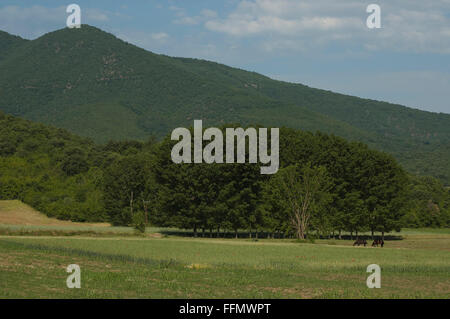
[{"x1": 132, "y1": 211, "x2": 146, "y2": 234}]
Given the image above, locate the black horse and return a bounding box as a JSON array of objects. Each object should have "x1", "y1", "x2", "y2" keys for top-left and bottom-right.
[
  {"x1": 353, "y1": 239, "x2": 367, "y2": 247},
  {"x1": 372, "y1": 239, "x2": 384, "y2": 247}
]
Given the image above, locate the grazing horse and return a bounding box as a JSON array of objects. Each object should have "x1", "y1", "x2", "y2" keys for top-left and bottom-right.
[
  {"x1": 353, "y1": 239, "x2": 367, "y2": 247},
  {"x1": 372, "y1": 239, "x2": 384, "y2": 247}
]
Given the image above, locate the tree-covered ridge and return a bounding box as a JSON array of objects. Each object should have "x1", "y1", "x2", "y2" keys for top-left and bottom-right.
[
  {"x1": 0, "y1": 25, "x2": 449, "y2": 184},
  {"x1": 0, "y1": 30, "x2": 28, "y2": 61},
  {"x1": 0, "y1": 111, "x2": 103, "y2": 221}
]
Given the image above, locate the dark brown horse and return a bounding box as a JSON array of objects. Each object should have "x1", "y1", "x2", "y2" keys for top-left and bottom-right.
[
  {"x1": 372, "y1": 239, "x2": 384, "y2": 247},
  {"x1": 353, "y1": 239, "x2": 367, "y2": 247}
]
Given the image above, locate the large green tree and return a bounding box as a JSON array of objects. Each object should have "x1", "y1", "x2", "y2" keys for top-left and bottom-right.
[{"x1": 269, "y1": 164, "x2": 333, "y2": 239}]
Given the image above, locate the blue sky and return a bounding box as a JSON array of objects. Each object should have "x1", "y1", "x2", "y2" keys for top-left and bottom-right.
[{"x1": 0, "y1": 0, "x2": 449, "y2": 114}]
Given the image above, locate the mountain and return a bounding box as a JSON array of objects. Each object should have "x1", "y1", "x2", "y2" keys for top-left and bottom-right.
[
  {"x1": 0, "y1": 25, "x2": 449, "y2": 184},
  {"x1": 0, "y1": 30, "x2": 28, "y2": 61}
]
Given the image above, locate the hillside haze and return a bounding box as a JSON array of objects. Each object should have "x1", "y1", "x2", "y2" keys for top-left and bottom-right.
[{"x1": 0, "y1": 25, "x2": 449, "y2": 184}]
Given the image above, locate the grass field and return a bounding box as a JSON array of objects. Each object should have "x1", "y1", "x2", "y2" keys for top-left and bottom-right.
[
  {"x1": 1, "y1": 231, "x2": 449, "y2": 298},
  {"x1": 0, "y1": 201, "x2": 449, "y2": 299}
]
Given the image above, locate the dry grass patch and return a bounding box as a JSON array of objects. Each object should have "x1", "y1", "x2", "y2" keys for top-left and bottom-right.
[{"x1": 0, "y1": 200, "x2": 109, "y2": 227}]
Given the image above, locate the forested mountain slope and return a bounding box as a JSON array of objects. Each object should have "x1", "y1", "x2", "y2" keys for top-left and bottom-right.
[
  {"x1": 0, "y1": 31, "x2": 28, "y2": 61},
  {"x1": 0, "y1": 25, "x2": 449, "y2": 184}
]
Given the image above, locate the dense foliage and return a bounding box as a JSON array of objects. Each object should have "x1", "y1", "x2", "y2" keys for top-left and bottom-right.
[
  {"x1": 0, "y1": 111, "x2": 153, "y2": 222},
  {"x1": 1, "y1": 112, "x2": 448, "y2": 234},
  {"x1": 402, "y1": 175, "x2": 450, "y2": 228},
  {"x1": 0, "y1": 112, "x2": 104, "y2": 221},
  {"x1": 147, "y1": 127, "x2": 415, "y2": 238},
  {"x1": 0, "y1": 26, "x2": 449, "y2": 184}
]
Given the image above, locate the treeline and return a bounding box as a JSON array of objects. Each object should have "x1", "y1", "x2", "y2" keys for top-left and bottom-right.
[
  {"x1": 403, "y1": 175, "x2": 450, "y2": 228},
  {"x1": 0, "y1": 111, "x2": 449, "y2": 234},
  {"x1": 120, "y1": 127, "x2": 409, "y2": 239},
  {"x1": 0, "y1": 112, "x2": 104, "y2": 221},
  {"x1": 102, "y1": 126, "x2": 450, "y2": 237}
]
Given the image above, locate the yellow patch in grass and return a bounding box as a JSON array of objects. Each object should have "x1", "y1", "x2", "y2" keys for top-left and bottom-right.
[
  {"x1": 186, "y1": 263, "x2": 210, "y2": 270},
  {"x1": 0, "y1": 200, "x2": 110, "y2": 227}
]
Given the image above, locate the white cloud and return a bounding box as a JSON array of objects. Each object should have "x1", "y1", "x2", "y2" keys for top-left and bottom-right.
[
  {"x1": 201, "y1": 9, "x2": 218, "y2": 19},
  {"x1": 374, "y1": 8, "x2": 450, "y2": 54},
  {"x1": 174, "y1": 16, "x2": 200, "y2": 25},
  {"x1": 172, "y1": 7, "x2": 218, "y2": 26},
  {"x1": 206, "y1": 15, "x2": 361, "y2": 36},
  {"x1": 151, "y1": 32, "x2": 169, "y2": 41},
  {"x1": 202, "y1": 0, "x2": 450, "y2": 54},
  {"x1": 169, "y1": 5, "x2": 183, "y2": 11},
  {"x1": 204, "y1": 0, "x2": 364, "y2": 36}
]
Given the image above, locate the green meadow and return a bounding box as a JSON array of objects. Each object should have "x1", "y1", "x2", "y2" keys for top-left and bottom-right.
[{"x1": 1, "y1": 228, "x2": 449, "y2": 299}]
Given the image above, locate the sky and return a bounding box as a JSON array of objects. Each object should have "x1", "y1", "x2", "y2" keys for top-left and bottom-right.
[{"x1": 0, "y1": 0, "x2": 449, "y2": 114}]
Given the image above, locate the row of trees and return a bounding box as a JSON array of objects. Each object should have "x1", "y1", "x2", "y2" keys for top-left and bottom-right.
[{"x1": 104, "y1": 127, "x2": 412, "y2": 239}]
